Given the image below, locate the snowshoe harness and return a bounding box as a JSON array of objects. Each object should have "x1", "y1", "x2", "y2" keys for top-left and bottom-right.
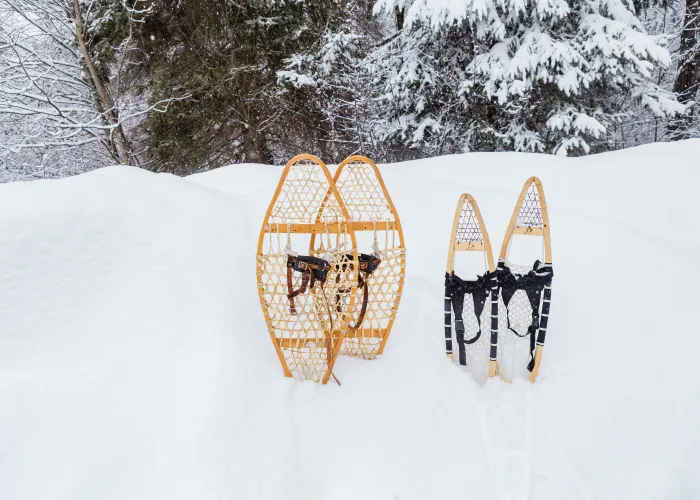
[
  {"x1": 444, "y1": 271, "x2": 497, "y2": 365},
  {"x1": 287, "y1": 253, "x2": 381, "y2": 329},
  {"x1": 496, "y1": 260, "x2": 553, "y2": 372}
]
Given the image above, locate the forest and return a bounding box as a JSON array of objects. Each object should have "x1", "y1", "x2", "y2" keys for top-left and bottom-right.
[{"x1": 0, "y1": 0, "x2": 697, "y2": 180}]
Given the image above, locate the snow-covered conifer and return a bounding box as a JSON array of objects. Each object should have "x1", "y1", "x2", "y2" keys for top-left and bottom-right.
[{"x1": 373, "y1": 0, "x2": 686, "y2": 155}]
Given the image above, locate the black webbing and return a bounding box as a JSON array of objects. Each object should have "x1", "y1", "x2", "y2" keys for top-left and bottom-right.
[
  {"x1": 444, "y1": 271, "x2": 497, "y2": 366},
  {"x1": 536, "y1": 283, "x2": 552, "y2": 347},
  {"x1": 444, "y1": 283, "x2": 453, "y2": 356},
  {"x1": 489, "y1": 281, "x2": 499, "y2": 361},
  {"x1": 496, "y1": 260, "x2": 553, "y2": 372}
]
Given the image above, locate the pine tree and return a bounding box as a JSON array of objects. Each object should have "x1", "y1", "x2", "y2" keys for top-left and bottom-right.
[
  {"x1": 276, "y1": 2, "x2": 381, "y2": 162},
  {"x1": 105, "y1": 0, "x2": 379, "y2": 172},
  {"x1": 373, "y1": 0, "x2": 686, "y2": 155}
]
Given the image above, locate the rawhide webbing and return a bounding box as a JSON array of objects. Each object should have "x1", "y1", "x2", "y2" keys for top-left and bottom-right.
[
  {"x1": 286, "y1": 253, "x2": 340, "y2": 384},
  {"x1": 286, "y1": 252, "x2": 381, "y2": 383},
  {"x1": 444, "y1": 271, "x2": 497, "y2": 366},
  {"x1": 496, "y1": 260, "x2": 553, "y2": 372},
  {"x1": 334, "y1": 253, "x2": 381, "y2": 330}
]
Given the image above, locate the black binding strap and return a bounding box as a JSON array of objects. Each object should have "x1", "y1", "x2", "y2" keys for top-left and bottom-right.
[
  {"x1": 489, "y1": 281, "x2": 499, "y2": 362},
  {"x1": 496, "y1": 260, "x2": 553, "y2": 372},
  {"x1": 444, "y1": 282, "x2": 453, "y2": 357},
  {"x1": 286, "y1": 255, "x2": 331, "y2": 313},
  {"x1": 444, "y1": 271, "x2": 497, "y2": 366}
]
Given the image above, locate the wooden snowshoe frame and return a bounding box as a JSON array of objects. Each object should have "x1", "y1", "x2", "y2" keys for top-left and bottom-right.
[
  {"x1": 313, "y1": 155, "x2": 406, "y2": 359},
  {"x1": 256, "y1": 154, "x2": 359, "y2": 384},
  {"x1": 498, "y1": 176, "x2": 552, "y2": 383},
  {"x1": 445, "y1": 194, "x2": 498, "y2": 379}
]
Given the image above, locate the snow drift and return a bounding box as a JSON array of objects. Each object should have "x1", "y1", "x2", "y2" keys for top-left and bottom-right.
[{"x1": 0, "y1": 141, "x2": 698, "y2": 499}]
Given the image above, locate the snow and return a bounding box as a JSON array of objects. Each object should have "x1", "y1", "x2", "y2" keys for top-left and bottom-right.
[{"x1": 1, "y1": 141, "x2": 699, "y2": 499}]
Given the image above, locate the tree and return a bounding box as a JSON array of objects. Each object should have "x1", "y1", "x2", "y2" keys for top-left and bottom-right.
[
  {"x1": 119, "y1": 0, "x2": 382, "y2": 172},
  {"x1": 373, "y1": 0, "x2": 686, "y2": 155},
  {"x1": 663, "y1": 0, "x2": 700, "y2": 136},
  {"x1": 0, "y1": 0, "x2": 178, "y2": 181},
  {"x1": 366, "y1": 19, "x2": 495, "y2": 159},
  {"x1": 276, "y1": 2, "x2": 383, "y2": 162},
  {"x1": 673, "y1": 0, "x2": 700, "y2": 102}
]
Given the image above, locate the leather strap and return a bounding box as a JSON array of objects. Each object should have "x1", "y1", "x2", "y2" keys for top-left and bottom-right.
[
  {"x1": 287, "y1": 257, "x2": 298, "y2": 314},
  {"x1": 287, "y1": 255, "x2": 316, "y2": 314},
  {"x1": 348, "y1": 273, "x2": 369, "y2": 330}
]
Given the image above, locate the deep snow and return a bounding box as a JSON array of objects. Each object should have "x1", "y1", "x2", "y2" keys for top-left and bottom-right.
[{"x1": 0, "y1": 141, "x2": 698, "y2": 499}]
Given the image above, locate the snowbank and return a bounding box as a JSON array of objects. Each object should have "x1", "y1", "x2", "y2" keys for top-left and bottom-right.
[{"x1": 1, "y1": 142, "x2": 698, "y2": 499}]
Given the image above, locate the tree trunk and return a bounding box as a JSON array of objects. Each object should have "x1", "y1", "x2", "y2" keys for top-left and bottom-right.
[
  {"x1": 394, "y1": 6, "x2": 404, "y2": 31},
  {"x1": 670, "y1": 0, "x2": 700, "y2": 132},
  {"x1": 71, "y1": 0, "x2": 135, "y2": 165},
  {"x1": 243, "y1": 124, "x2": 272, "y2": 164}
]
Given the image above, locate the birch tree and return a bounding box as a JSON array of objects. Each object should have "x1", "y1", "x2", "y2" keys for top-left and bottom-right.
[{"x1": 0, "y1": 0, "x2": 179, "y2": 180}]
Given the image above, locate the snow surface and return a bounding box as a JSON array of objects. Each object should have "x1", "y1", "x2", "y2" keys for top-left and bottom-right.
[{"x1": 1, "y1": 141, "x2": 699, "y2": 499}]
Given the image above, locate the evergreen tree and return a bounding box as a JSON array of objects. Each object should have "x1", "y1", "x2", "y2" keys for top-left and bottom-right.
[
  {"x1": 373, "y1": 0, "x2": 686, "y2": 155},
  {"x1": 277, "y1": 2, "x2": 381, "y2": 162},
  {"x1": 109, "y1": 0, "x2": 378, "y2": 172}
]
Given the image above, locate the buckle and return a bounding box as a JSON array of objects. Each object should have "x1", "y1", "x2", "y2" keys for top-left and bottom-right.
[{"x1": 355, "y1": 253, "x2": 381, "y2": 274}]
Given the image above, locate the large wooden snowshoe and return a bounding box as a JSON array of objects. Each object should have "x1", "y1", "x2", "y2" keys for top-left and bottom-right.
[
  {"x1": 256, "y1": 154, "x2": 359, "y2": 384},
  {"x1": 318, "y1": 155, "x2": 406, "y2": 360}
]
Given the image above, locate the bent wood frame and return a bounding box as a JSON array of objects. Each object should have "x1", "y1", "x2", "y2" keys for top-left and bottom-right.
[
  {"x1": 256, "y1": 154, "x2": 359, "y2": 384},
  {"x1": 498, "y1": 176, "x2": 552, "y2": 383},
  {"x1": 313, "y1": 154, "x2": 406, "y2": 359},
  {"x1": 445, "y1": 193, "x2": 498, "y2": 377}
]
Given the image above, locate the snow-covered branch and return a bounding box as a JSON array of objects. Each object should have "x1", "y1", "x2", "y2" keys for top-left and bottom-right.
[{"x1": 0, "y1": 0, "x2": 182, "y2": 181}]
